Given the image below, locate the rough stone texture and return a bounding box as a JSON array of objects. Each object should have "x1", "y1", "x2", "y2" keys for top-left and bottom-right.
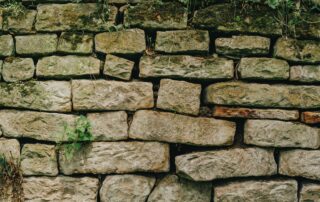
[
  {"x1": 124, "y1": 1, "x2": 187, "y2": 30},
  {"x1": 36, "y1": 55, "x2": 100, "y2": 78},
  {"x1": 205, "y1": 82, "x2": 320, "y2": 109},
  {"x1": 0, "y1": 60, "x2": 2, "y2": 80},
  {"x1": 87, "y1": 111, "x2": 128, "y2": 141},
  {"x1": 0, "y1": 81, "x2": 71, "y2": 112},
  {"x1": 103, "y1": 54, "x2": 134, "y2": 80},
  {"x1": 295, "y1": 13, "x2": 320, "y2": 39},
  {"x1": 15, "y1": 34, "x2": 58, "y2": 56},
  {"x1": 59, "y1": 141, "x2": 170, "y2": 175},
  {"x1": 35, "y1": 3, "x2": 117, "y2": 32},
  {"x1": 139, "y1": 55, "x2": 234, "y2": 80},
  {"x1": 23, "y1": 176, "x2": 99, "y2": 202},
  {"x1": 244, "y1": 119, "x2": 320, "y2": 149},
  {"x1": 95, "y1": 29, "x2": 146, "y2": 55},
  {"x1": 175, "y1": 147, "x2": 276, "y2": 181},
  {"x1": 0, "y1": 138, "x2": 20, "y2": 161},
  {"x1": 100, "y1": 175, "x2": 155, "y2": 202},
  {"x1": 300, "y1": 183, "x2": 320, "y2": 202},
  {"x1": 0, "y1": 110, "x2": 76, "y2": 142},
  {"x1": 155, "y1": 30, "x2": 209, "y2": 54},
  {"x1": 193, "y1": 4, "x2": 282, "y2": 36},
  {"x1": 3, "y1": 10, "x2": 36, "y2": 33},
  {"x1": 148, "y1": 174, "x2": 211, "y2": 202},
  {"x1": 274, "y1": 38, "x2": 320, "y2": 63},
  {"x1": 290, "y1": 65, "x2": 320, "y2": 83},
  {"x1": 21, "y1": 144, "x2": 58, "y2": 176},
  {"x1": 215, "y1": 36, "x2": 270, "y2": 57},
  {"x1": 213, "y1": 106, "x2": 299, "y2": 121},
  {"x1": 301, "y1": 111, "x2": 320, "y2": 124},
  {"x1": 157, "y1": 79, "x2": 201, "y2": 115},
  {"x1": 129, "y1": 110, "x2": 236, "y2": 146},
  {"x1": 2, "y1": 57, "x2": 35, "y2": 82},
  {"x1": 238, "y1": 57, "x2": 289, "y2": 80},
  {"x1": 214, "y1": 180, "x2": 298, "y2": 202},
  {"x1": 279, "y1": 149, "x2": 320, "y2": 180},
  {"x1": 57, "y1": 32, "x2": 93, "y2": 54},
  {"x1": 0, "y1": 35, "x2": 14, "y2": 57},
  {"x1": 72, "y1": 80, "x2": 154, "y2": 111}
]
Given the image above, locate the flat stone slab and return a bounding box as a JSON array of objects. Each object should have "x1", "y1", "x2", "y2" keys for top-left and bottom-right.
[
  {"x1": 0, "y1": 35, "x2": 14, "y2": 57},
  {"x1": 59, "y1": 141, "x2": 170, "y2": 175},
  {"x1": 57, "y1": 32, "x2": 93, "y2": 54},
  {"x1": 129, "y1": 110, "x2": 236, "y2": 146},
  {"x1": 148, "y1": 174, "x2": 211, "y2": 202},
  {"x1": 279, "y1": 149, "x2": 320, "y2": 180},
  {"x1": 238, "y1": 57, "x2": 289, "y2": 80},
  {"x1": 244, "y1": 119, "x2": 320, "y2": 149},
  {"x1": 100, "y1": 175, "x2": 155, "y2": 202},
  {"x1": 214, "y1": 180, "x2": 298, "y2": 202},
  {"x1": 35, "y1": 3, "x2": 117, "y2": 32},
  {"x1": 23, "y1": 176, "x2": 99, "y2": 202},
  {"x1": 175, "y1": 147, "x2": 276, "y2": 181},
  {"x1": 3, "y1": 9, "x2": 36, "y2": 34},
  {"x1": 213, "y1": 106, "x2": 299, "y2": 120},
  {"x1": 300, "y1": 183, "x2": 320, "y2": 202},
  {"x1": 139, "y1": 55, "x2": 234, "y2": 80},
  {"x1": 0, "y1": 81, "x2": 72, "y2": 112},
  {"x1": 36, "y1": 55, "x2": 100, "y2": 78},
  {"x1": 155, "y1": 30, "x2": 209, "y2": 54},
  {"x1": 205, "y1": 82, "x2": 320, "y2": 109},
  {"x1": 0, "y1": 138, "x2": 20, "y2": 161},
  {"x1": 2, "y1": 57, "x2": 35, "y2": 82},
  {"x1": 301, "y1": 111, "x2": 320, "y2": 124},
  {"x1": 72, "y1": 80, "x2": 154, "y2": 111},
  {"x1": 103, "y1": 54, "x2": 134, "y2": 81},
  {"x1": 290, "y1": 65, "x2": 320, "y2": 83}
]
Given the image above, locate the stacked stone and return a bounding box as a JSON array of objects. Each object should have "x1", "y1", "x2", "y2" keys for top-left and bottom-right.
[{"x1": 0, "y1": 0, "x2": 319, "y2": 201}]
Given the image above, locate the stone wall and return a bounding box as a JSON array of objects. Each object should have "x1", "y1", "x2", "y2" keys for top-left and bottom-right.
[{"x1": 0, "y1": 0, "x2": 320, "y2": 201}]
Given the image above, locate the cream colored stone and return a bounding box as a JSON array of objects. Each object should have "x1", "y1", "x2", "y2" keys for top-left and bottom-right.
[{"x1": 2, "y1": 57, "x2": 35, "y2": 82}]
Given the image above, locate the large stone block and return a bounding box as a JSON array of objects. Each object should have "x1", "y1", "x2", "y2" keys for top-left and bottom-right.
[
  {"x1": 57, "y1": 32, "x2": 93, "y2": 54},
  {"x1": 15, "y1": 34, "x2": 57, "y2": 56},
  {"x1": 100, "y1": 175, "x2": 155, "y2": 202},
  {"x1": 103, "y1": 54, "x2": 134, "y2": 81},
  {"x1": 2, "y1": 57, "x2": 35, "y2": 82},
  {"x1": 129, "y1": 110, "x2": 236, "y2": 146},
  {"x1": 72, "y1": 80, "x2": 154, "y2": 111},
  {"x1": 139, "y1": 55, "x2": 234, "y2": 80},
  {"x1": 300, "y1": 183, "x2": 320, "y2": 202},
  {"x1": 59, "y1": 141, "x2": 170, "y2": 174},
  {"x1": 0, "y1": 35, "x2": 14, "y2": 57},
  {"x1": 214, "y1": 180, "x2": 298, "y2": 202},
  {"x1": 290, "y1": 65, "x2": 320, "y2": 83},
  {"x1": 175, "y1": 147, "x2": 276, "y2": 181},
  {"x1": 205, "y1": 82, "x2": 320, "y2": 109},
  {"x1": 244, "y1": 119, "x2": 320, "y2": 149},
  {"x1": 3, "y1": 10, "x2": 36, "y2": 33},
  {"x1": 35, "y1": 3, "x2": 117, "y2": 32}
]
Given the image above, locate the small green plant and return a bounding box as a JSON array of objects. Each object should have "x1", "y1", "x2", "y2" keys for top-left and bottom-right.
[{"x1": 0, "y1": 0, "x2": 25, "y2": 17}]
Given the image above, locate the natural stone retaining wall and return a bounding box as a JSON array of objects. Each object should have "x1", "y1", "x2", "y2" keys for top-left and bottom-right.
[{"x1": 0, "y1": 0, "x2": 319, "y2": 201}]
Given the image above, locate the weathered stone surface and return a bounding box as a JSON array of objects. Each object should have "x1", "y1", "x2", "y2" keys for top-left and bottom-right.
[
  {"x1": 124, "y1": 1, "x2": 187, "y2": 29},
  {"x1": 87, "y1": 111, "x2": 128, "y2": 141},
  {"x1": 215, "y1": 36, "x2": 270, "y2": 57},
  {"x1": 95, "y1": 29, "x2": 145, "y2": 55},
  {"x1": 213, "y1": 106, "x2": 299, "y2": 120},
  {"x1": 302, "y1": 111, "x2": 320, "y2": 124},
  {"x1": 36, "y1": 3, "x2": 117, "y2": 32},
  {"x1": 0, "y1": 60, "x2": 2, "y2": 80},
  {"x1": 148, "y1": 174, "x2": 211, "y2": 202},
  {"x1": 175, "y1": 147, "x2": 276, "y2": 181},
  {"x1": 295, "y1": 13, "x2": 320, "y2": 39},
  {"x1": 157, "y1": 79, "x2": 201, "y2": 115},
  {"x1": 290, "y1": 65, "x2": 320, "y2": 83},
  {"x1": 3, "y1": 10, "x2": 36, "y2": 33},
  {"x1": 205, "y1": 82, "x2": 320, "y2": 109},
  {"x1": 279, "y1": 149, "x2": 320, "y2": 180},
  {"x1": 214, "y1": 180, "x2": 298, "y2": 202},
  {"x1": 0, "y1": 81, "x2": 71, "y2": 112},
  {"x1": 57, "y1": 32, "x2": 93, "y2": 54},
  {"x1": 193, "y1": 4, "x2": 282, "y2": 36},
  {"x1": 300, "y1": 183, "x2": 320, "y2": 202},
  {"x1": 0, "y1": 138, "x2": 20, "y2": 161},
  {"x1": 238, "y1": 57, "x2": 289, "y2": 80},
  {"x1": 130, "y1": 110, "x2": 236, "y2": 146},
  {"x1": 21, "y1": 144, "x2": 58, "y2": 176},
  {"x1": 0, "y1": 110, "x2": 76, "y2": 142},
  {"x1": 0, "y1": 35, "x2": 14, "y2": 57},
  {"x1": 15, "y1": 34, "x2": 57, "y2": 55},
  {"x1": 59, "y1": 142, "x2": 170, "y2": 174},
  {"x1": 72, "y1": 80, "x2": 153, "y2": 111},
  {"x1": 244, "y1": 119, "x2": 320, "y2": 149},
  {"x1": 23, "y1": 176, "x2": 99, "y2": 202},
  {"x1": 155, "y1": 30, "x2": 209, "y2": 54},
  {"x1": 2, "y1": 57, "x2": 35, "y2": 82},
  {"x1": 103, "y1": 54, "x2": 134, "y2": 80},
  {"x1": 36, "y1": 55, "x2": 100, "y2": 78},
  {"x1": 139, "y1": 55, "x2": 234, "y2": 80},
  {"x1": 274, "y1": 38, "x2": 320, "y2": 63},
  {"x1": 100, "y1": 175, "x2": 155, "y2": 202}
]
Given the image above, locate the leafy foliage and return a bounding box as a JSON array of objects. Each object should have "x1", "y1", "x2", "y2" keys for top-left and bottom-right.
[{"x1": 0, "y1": 0, "x2": 25, "y2": 17}]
